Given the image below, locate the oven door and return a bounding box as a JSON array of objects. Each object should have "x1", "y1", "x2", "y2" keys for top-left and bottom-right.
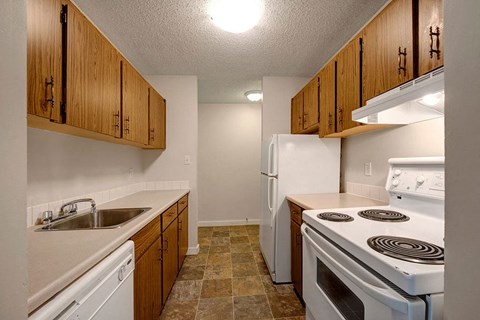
[{"x1": 301, "y1": 224, "x2": 426, "y2": 320}]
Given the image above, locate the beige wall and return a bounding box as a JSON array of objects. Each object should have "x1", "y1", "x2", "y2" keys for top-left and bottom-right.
[
  {"x1": 261, "y1": 76, "x2": 309, "y2": 140},
  {"x1": 0, "y1": 0, "x2": 28, "y2": 318},
  {"x1": 27, "y1": 129, "x2": 145, "y2": 206},
  {"x1": 341, "y1": 118, "x2": 444, "y2": 189},
  {"x1": 198, "y1": 103, "x2": 262, "y2": 225},
  {"x1": 144, "y1": 75, "x2": 199, "y2": 250},
  {"x1": 444, "y1": 0, "x2": 480, "y2": 318}
]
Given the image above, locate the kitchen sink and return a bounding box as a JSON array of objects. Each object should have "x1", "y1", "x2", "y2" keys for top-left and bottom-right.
[{"x1": 38, "y1": 207, "x2": 152, "y2": 231}]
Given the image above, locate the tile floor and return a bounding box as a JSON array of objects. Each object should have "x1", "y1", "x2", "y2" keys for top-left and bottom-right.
[{"x1": 160, "y1": 225, "x2": 305, "y2": 320}]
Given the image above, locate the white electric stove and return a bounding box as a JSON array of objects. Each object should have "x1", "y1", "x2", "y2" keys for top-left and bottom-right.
[{"x1": 302, "y1": 157, "x2": 445, "y2": 320}]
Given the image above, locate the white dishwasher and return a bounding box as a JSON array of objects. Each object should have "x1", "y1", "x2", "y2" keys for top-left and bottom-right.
[{"x1": 30, "y1": 241, "x2": 135, "y2": 320}]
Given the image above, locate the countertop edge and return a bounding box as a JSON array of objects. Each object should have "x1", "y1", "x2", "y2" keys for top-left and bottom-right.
[
  {"x1": 286, "y1": 193, "x2": 387, "y2": 210},
  {"x1": 27, "y1": 189, "x2": 190, "y2": 314}
]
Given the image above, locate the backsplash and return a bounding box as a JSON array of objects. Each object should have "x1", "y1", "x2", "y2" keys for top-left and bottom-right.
[
  {"x1": 27, "y1": 180, "x2": 190, "y2": 227},
  {"x1": 345, "y1": 181, "x2": 389, "y2": 203}
]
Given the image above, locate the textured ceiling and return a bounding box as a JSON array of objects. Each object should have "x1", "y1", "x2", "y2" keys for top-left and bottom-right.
[{"x1": 73, "y1": 0, "x2": 388, "y2": 103}]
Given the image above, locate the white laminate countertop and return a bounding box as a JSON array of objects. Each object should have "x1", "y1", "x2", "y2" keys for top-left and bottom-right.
[
  {"x1": 286, "y1": 193, "x2": 387, "y2": 210},
  {"x1": 27, "y1": 189, "x2": 189, "y2": 314}
]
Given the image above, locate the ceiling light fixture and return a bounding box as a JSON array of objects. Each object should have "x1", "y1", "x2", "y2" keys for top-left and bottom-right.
[
  {"x1": 245, "y1": 90, "x2": 263, "y2": 102},
  {"x1": 208, "y1": 0, "x2": 264, "y2": 34}
]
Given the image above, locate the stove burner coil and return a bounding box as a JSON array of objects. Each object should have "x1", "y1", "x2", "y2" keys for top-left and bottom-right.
[
  {"x1": 358, "y1": 209, "x2": 410, "y2": 222},
  {"x1": 317, "y1": 212, "x2": 354, "y2": 222},
  {"x1": 368, "y1": 236, "x2": 444, "y2": 265}
]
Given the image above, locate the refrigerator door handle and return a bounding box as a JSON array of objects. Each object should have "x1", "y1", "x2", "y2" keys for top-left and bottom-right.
[
  {"x1": 267, "y1": 177, "x2": 273, "y2": 214},
  {"x1": 268, "y1": 177, "x2": 276, "y2": 227},
  {"x1": 268, "y1": 139, "x2": 275, "y2": 175}
]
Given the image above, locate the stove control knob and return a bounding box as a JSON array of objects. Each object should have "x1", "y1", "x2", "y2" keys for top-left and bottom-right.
[
  {"x1": 394, "y1": 169, "x2": 402, "y2": 176},
  {"x1": 392, "y1": 179, "x2": 400, "y2": 187},
  {"x1": 416, "y1": 176, "x2": 426, "y2": 184}
]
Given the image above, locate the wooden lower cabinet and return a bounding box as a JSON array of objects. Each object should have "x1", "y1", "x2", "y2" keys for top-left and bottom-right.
[
  {"x1": 288, "y1": 201, "x2": 304, "y2": 302},
  {"x1": 162, "y1": 218, "x2": 179, "y2": 304},
  {"x1": 133, "y1": 237, "x2": 162, "y2": 319},
  {"x1": 130, "y1": 216, "x2": 162, "y2": 320},
  {"x1": 178, "y1": 207, "x2": 189, "y2": 269}
]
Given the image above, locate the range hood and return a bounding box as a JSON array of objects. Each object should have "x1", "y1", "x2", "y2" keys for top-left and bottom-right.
[{"x1": 352, "y1": 67, "x2": 444, "y2": 124}]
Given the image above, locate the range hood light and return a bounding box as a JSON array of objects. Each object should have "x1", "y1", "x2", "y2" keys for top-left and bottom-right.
[
  {"x1": 417, "y1": 92, "x2": 443, "y2": 107},
  {"x1": 352, "y1": 68, "x2": 445, "y2": 125}
]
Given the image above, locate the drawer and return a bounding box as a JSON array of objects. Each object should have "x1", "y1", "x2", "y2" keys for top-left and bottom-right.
[
  {"x1": 177, "y1": 194, "x2": 188, "y2": 213},
  {"x1": 288, "y1": 201, "x2": 303, "y2": 225},
  {"x1": 130, "y1": 216, "x2": 160, "y2": 261},
  {"x1": 162, "y1": 204, "x2": 178, "y2": 231}
]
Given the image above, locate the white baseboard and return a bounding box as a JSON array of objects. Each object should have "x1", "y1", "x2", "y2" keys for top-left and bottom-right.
[
  {"x1": 187, "y1": 244, "x2": 199, "y2": 255},
  {"x1": 198, "y1": 219, "x2": 261, "y2": 227}
]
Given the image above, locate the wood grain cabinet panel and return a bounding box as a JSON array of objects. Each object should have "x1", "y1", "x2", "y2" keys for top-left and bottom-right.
[
  {"x1": 291, "y1": 92, "x2": 304, "y2": 134},
  {"x1": 27, "y1": 0, "x2": 63, "y2": 123},
  {"x1": 162, "y1": 219, "x2": 178, "y2": 304},
  {"x1": 336, "y1": 37, "x2": 362, "y2": 133},
  {"x1": 289, "y1": 204, "x2": 303, "y2": 302},
  {"x1": 303, "y1": 78, "x2": 319, "y2": 130},
  {"x1": 122, "y1": 61, "x2": 149, "y2": 145},
  {"x1": 148, "y1": 88, "x2": 166, "y2": 149},
  {"x1": 418, "y1": 0, "x2": 444, "y2": 76},
  {"x1": 65, "y1": 2, "x2": 121, "y2": 137},
  {"x1": 319, "y1": 61, "x2": 336, "y2": 138},
  {"x1": 133, "y1": 237, "x2": 162, "y2": 320},
  {"x1": 362, "y1": 0, "x2": 414, "y2": 105},
  {"x1": 178, "y1": 207, "x2": 189, "y2": 269}
]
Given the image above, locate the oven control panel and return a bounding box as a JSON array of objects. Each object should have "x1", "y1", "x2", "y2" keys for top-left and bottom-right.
[{"x1": 387, "y1": 163, "x2": 444, "y2": 199}]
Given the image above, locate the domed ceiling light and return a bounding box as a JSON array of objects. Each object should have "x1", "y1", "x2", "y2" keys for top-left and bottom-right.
[
  {"x1": 208, "y1": 0, "x2": 264, "y2": 33},
  {"x1": 245, "y1": 90, "x2": 263, "y2": 102}
]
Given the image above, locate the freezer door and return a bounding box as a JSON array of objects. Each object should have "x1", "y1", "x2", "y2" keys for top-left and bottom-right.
[
  {"x1": 260, "y1": 173, "x2": 277, "y2": 280},
  {"x1": 261, "y1": 135, "x2": 277, "y2": 175}
]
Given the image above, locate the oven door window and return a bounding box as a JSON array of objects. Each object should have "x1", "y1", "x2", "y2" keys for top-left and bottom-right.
[{"x1": 317, "y1": 258, "x2": 365, "y2": 320}]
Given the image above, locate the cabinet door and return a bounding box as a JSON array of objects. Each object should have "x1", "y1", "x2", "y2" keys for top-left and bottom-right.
[
  {"x1": 122, "y1": 61, "x2": 149, "y2": 145},
  {"x1": 65, "y1": 2, "x2": 121, "y2": 137},
  {"x1": 336, "y1": 37, "x2": 362, "y2": 132},
  {"x1": 362, "y1": 0, "x2": 414, "y2": 105},
  {"x1": 148, "y1": 88, "x2": 166, "y2": 149},
  {"x1": 27, "y1": 0, "x2": 63, "y2": 123},
  {"x1": 134, "y1": 237, "x2": 162, "y2": 320},
  {"x1": 418, "y1": 0, "x2": 444, "y2": 76},
  {"x1": 319, "y1": 61, "x2": 336, "y2": 137},
  {"x1": 178, "y1": 207, "x2": 189, "y2": 269},
  {"x1": 290, "y1": 220, "x2": 303, "y2": 298},
  {"x1": 162, "y1": 218, "x2": 178, "y2": 304},
  {"x1": 303, "y1": 77, "x2": 319, "y2": 130},
  {"x1": 291, "y1": 92, "x2": 303, "y2": 134}
]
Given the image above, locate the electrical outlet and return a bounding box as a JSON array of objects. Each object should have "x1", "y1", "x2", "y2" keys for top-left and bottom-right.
[
  {"x1": 364, "y1": 162, "x2": 372, "y2": 176},
  {"x1": 184, "y1": 155, "x2": 191, "y2": 165}
]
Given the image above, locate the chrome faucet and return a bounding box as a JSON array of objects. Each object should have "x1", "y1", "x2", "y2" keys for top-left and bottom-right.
[
  {"x1": 40, "y1": 198, "x2": 97, "y2": 225},
  {"x1": 59, "y1": 198, "x2": 97, "y2": 216}
]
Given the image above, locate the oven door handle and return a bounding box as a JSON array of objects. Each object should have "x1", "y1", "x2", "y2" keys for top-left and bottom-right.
[{"x1": 302, "y1": 225, "x2": 416, "y2": 315}]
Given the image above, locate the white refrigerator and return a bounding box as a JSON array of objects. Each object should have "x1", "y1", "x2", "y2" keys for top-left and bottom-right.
[{"x1": 260, "y1": 134, "x2": 340, "y2": 283}]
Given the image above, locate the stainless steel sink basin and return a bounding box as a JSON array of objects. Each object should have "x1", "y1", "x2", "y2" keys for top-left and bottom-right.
[{"x1": 38, "y1": 207, "x2": 151, "y2": 231}]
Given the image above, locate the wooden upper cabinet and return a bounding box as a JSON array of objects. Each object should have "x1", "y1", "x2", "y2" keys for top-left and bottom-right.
[
  {"x1": 291, "y1": 92, "x2": 303, "y2": 134},
  {"x1": 336, "y1": 37, "x2": 362, "y2": 133},
  {"x1": 65, "y1": 2, "x2": 121, "y2": 137},
  {"x1": 303, "y1": 77, "x2": 319, "y2": 130},
  {"x1": 362, "y1": 0, "x2": 414, "y2": 105},
  {"x1": 418, "y1": 0, "x2": 444, "y2": 76},
  {"x1": 148, "y1": 88, "x2": 166, "y2": 149},
  {"x1": 122, "y1": 61, "x2": 149, "y2": 145},
  {"x1": 27, "y1": 0, "x2": 63, "y2": 123},
  {"x1": 319, "y1": 61, "x2": 336, "y2": 138}
]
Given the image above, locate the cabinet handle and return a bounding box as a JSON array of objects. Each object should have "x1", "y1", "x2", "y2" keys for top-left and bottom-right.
[
  {"x1": 150, "y1": 128, "x2": 155, "y2": 141},
  {"x1": 297, "y1": 116, "x2": 302, "y2": 128},
  {"x1": 124, "y1": 116, "x2": 130, "y2": 134},
  {"x1": 113, "y1": 111, "x2": 120, "y2": 131},
  {"x1": 397, "y1": 47, "x2": 407, "y2": 76},
  {"x1": 303, "y1": 113, "x2": 308, "y2": 125},
  {"x1": 338, "y1": 107, "x2": 344, "y2": 124},
  {"x1": 328, "y1": 112, "x2": 333, "y2": 129},
  {"x1": 164, "y1": 239, "x2": 169, "y2": 252},
  {"x1": 179, "y1": 221, "x2": 182, "y2": 231},
  {"x1": 296, "y1": 233, "x2": 302, "y2": 246},
  {"x1": 429, "y1": 26, "x2": 441, "y2": 60},
  {"x1": 44, "y1": 76, "x2": 55, "y2": 111}
]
